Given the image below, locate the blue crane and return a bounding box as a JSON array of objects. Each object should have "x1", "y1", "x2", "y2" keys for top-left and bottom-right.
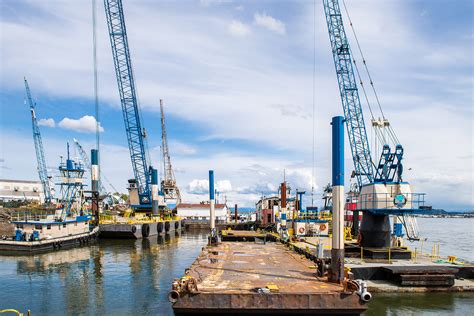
[
  {"x1": 24, "y1": 78, "x2": 53, "y2": 204},
  {"x1": 322, "y1": 0, "x2": 403, "y2": 189},
  {"x1": 322, "y1": 0, "x2": 434, "y2": 248},
  {"x1": 104, "y1": 0, "x2": 152, "y2": 206}
]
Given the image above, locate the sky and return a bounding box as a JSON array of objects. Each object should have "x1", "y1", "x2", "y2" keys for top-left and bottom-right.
[{"x1": 0, "y1": 0, "x2": 472, "y2": 210}]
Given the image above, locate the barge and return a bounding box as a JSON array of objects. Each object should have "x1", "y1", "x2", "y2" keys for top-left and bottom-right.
[
  {"x1": 170, "y1": 239, "x2": 368, "y2": 315},
  {"x1": 99, "y1": 216, "x2": 185, "y2": 239}
]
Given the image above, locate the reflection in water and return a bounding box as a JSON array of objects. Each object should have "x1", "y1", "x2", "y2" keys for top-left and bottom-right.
[
  {"x1": 1, "y1": 229, "x2": 473, "y2": 315},
  {"x1": 1, "y1": 231, "x2": 208, "y2": 315},
  {"x1": 365, "y1": 293, "x2": 474, "y2": 316}
]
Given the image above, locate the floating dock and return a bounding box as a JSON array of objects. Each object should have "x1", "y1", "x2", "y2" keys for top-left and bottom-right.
[
  {"x1": 99, "y1": 218, "x2": 184, "y2": 239},
  {"x1": 171, "y1": 239, "x2": 367, "y2": 315}
]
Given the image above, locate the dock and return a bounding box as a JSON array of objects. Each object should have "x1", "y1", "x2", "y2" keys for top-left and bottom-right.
[{"x1": 171, "y1": 238, "x2": 368, "y2": 315}]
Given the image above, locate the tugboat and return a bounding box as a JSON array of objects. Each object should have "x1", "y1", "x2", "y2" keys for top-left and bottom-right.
[{"x1": 0, "y1": 144, "x2": 99, "y2": 253}]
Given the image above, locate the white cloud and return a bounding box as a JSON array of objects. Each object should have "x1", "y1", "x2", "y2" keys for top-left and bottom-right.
[
  {"x1": 254, "y1": 12, "x2": 286, "y2": 35},
  {"x1": 187, "y1": 179, "x2": 232, "y2": 195},
  {"x1": 235, "y1": 5, "x2": 244, "y2": 11},
  {"x1": 169, "y1": 140, "x2": 198, "y2": 155},
  {"x1": 38, "y1": 118, "x2": 55, "y2": 127},
  {"x1": 200, "y1": 0, "x2": 232, "y2": 7},
  {"x1": 228, "y1": 20, "x2": 250, "y2": 37},
  {"x1": 58, "y1": 115, "x2": 104, "y2": 134},
  {"x1": 216, "y1": 180, "x2": 232, "y2": 192}
]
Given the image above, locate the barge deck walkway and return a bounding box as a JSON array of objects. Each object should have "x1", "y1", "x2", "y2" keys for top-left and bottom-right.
[{"x1": 172, "y1": 241, "x2": 367, "y2": 315}]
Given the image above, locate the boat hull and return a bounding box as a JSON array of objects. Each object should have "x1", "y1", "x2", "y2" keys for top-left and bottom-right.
[{"x1": 0, "y1": 227, "x2": 99, "y2": 254}]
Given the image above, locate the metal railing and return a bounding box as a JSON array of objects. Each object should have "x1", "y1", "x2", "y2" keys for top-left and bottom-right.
[
  {"x1": 10, "y1": 210, "x2": 58, "y2": 222},
  {"x1": 356, "y1": 192, "x2": 426, "y2": 211}
]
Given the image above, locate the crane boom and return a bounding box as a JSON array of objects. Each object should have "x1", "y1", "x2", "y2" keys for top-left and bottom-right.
[
  {"x1": 104, "y1": 0, "x2": 151, "y2": 204},
  {"x1": 160, "y1": 99, "x2": 181, "y2": 204},
  {"x1": 24, "y1": 78, "x2": 53, "y2": 203},
  {"x1": 322, "y1": 0, "x2": 374, "y2": 188}
]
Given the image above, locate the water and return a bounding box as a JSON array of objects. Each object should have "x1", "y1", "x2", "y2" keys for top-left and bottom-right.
[
  {"x1": 0, "y1": 232, "x2": 208, "y2": 315},
  {"x1": 407, "y1": 217, "x2": 474, "y2": 263},
  {"x1": 0, "y1": 218, "x2": 472, "y2": 315}
]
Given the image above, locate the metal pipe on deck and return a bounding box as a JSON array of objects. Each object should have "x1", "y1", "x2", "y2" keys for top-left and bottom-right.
[
  {"x1": 330, "y1": 116, "x2": 345, "y2": 283},
  {"x1": 151, "y1": 168, "x2": 159, "y2": 215}
]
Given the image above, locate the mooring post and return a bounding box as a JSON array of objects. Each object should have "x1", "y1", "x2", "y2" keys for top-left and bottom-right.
[
  {"x1": 330, "y1": 116, "x2": 345, "y2": 283},
  {"x1": 91, "y1": 149, "x2": 99, "y2": 226},
  {"x1": 209, "y1": 170, "x2": 216, "y2": 244},
  {"x1": 234, "y1": 204, "x2": 238, "y2": 224},
  {"x1": 151, "y1": 168, "x2": 159, "y2": 216}
]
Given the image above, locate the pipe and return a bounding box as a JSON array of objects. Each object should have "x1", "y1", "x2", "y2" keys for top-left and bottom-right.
[
  {"x1": 91, "y1": 149, "x2": 99, "y2": 226},
  {"x1": 209, "y1": 170, "x2": 216, "y2": 234},
  {"x1": 168, "y1": 290, "x2": 180, "y2": 303},
  {"x1": 356, "y1": 280, "x2": 372, "y2": 302},
  {"x1": 280, "y1": 182, "x2": 287, "y2": 229},
  {"x1": 151, "y1": 168, "x2": 159, "y2": 215},
  {"x1": 330, "y1": 116, "x2": 345, "y2": 283},
  {"x1": 234, "y1": 204, "x2": 238, "y2": 224}
]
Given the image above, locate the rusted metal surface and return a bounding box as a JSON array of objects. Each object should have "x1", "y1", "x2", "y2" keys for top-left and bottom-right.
[{"x1": 173, "y1": 241, "x2": 367, "y2": 314}]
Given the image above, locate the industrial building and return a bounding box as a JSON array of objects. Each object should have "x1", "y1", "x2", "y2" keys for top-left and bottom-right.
[
  {"x1": 177, "y1": 203, "x2": 229, "y2": 223},
  {"x1": 0, "y1": 179, "x2": 44, "y2": 203}
]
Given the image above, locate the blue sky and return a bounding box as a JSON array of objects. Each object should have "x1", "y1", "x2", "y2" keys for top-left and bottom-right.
[{"x1": 0, "y1": 0, "x2": 472, "y2": 210}]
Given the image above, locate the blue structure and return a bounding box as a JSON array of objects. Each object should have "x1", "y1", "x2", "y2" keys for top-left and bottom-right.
[
  {"x1": 57, "y1": 143, "x2": 85, "y2": 220},
  {"x1": 331, "y1": 116, "x2": 345, "y2": 187},
  {"x1": 24, "y1": 78, "x2": 53, "y2": 203},
  {"x1": 209, "y1": 170, "x2": 215, "y2": 201},
  {"x1": 104, "y1": 0, "x2": 153, "y2": 206}
]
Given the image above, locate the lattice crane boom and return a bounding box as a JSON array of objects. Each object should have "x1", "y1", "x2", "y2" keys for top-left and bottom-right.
[
  {"x1": 322, "y1": 0, "x2": 374, "y2": 188},
  {"x1": 104, "y1": 0, "x2": 151, "y2": 204},
  {"x1": 24, "y1": 78, "x2": 53, "y2": 203},
  {"x1": 160, "y1": 99, "x2": 181, "y2": 204}
]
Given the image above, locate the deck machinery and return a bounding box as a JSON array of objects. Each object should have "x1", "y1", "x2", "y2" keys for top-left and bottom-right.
[{"x1": 322, "y1": 0, "x2": 431, "y2": 248}]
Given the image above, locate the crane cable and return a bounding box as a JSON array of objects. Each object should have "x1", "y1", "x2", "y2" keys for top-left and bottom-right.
[
  {"x1": 341, "y1": 0, "x2": 400, "y2": 145},
  {"x1": 92, "y1": 0, "x2": 102, "y2": 187},
  {"x1": 311, "y1": 0, "x2": 316, "y2": 207}
]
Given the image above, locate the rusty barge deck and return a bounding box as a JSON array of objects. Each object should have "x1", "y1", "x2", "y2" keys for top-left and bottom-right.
[{"x1": 172, "y1": 241, "x2": 367, "y2": 315}]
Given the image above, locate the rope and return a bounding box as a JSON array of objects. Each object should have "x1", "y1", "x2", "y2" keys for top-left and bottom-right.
[
  {"x1": 311, "y1": 0, "x2": 316, "y2": 206},
  {"x1": 92, "y1": 0, "x2": 101, "y2": 184},
  {"x1": 342, "y1": 0, "x2": 401, "y2": 145},
  {"x1": 342, "y1": 0, "x2": 385, "y2": 119}
]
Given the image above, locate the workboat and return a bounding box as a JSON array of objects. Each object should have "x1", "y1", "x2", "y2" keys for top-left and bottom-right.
[{"x1": 0, "y1": 146, "x2": 99, "y2": 253}]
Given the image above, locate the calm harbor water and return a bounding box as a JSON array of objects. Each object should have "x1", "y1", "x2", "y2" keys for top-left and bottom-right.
[{"x1": 0, "y1": 217, "x2": 473, "y2": 315}]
